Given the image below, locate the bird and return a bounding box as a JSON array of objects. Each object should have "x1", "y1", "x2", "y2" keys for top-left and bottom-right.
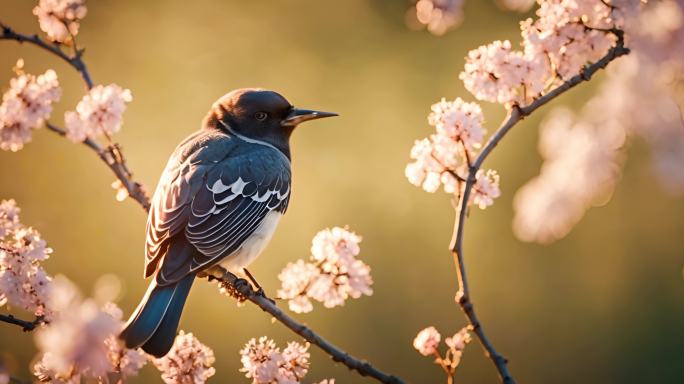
[{"x1": 120, "y1": 88, "x2": 337, "y2": 357}]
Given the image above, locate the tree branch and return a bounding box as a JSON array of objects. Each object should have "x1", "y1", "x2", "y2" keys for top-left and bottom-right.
[
  {"x1": 1, "y1": 21, "x2": 407, "y2": 384},
  {"x1": 449, "y1": 30, "x2": 630, "y2": 384},
  {"x1": 0, "y1": 22, "x2": 93, "y2": 88},
  {"x1": 1, "y1": 23, "x2": 150, "y2": 210},
  {"x1": 44, "y1": 123, "x2": 150, "y2": 211},
  {"x1": 204, "y1": 266, "x2": 405, "y2": 384},
  {"x1": 0, "y1": 313, "x2": 43, "y2": 331}
]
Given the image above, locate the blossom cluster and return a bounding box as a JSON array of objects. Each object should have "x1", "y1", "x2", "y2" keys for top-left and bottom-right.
[
  {"x1": 0, "y1": 67, "x2": 132, "y2": 151},
  {"x1": 0, "y1": 196, "x2": 221, "y2": 382},
  {"x1": 513, "y1": 108, "x2": 623, "y2": 243},
  {"x1": 460, "y1": 39, "x2": 550, "y2": 105},
  {"x1": 64, "y1": 84, "x2": 133, "y2": 143},
  {"x1": 413, "y1": 326, "x2": 472, "y2": 376},
  {"x1": 460, "y1": 0, "x2": 640, "y2": 106},
  {"x1": 32, "y1": 279, "x2": 217, "y2": 384},
  {"x1": 152, "y1": 331, "x2": 216, "y2": 384},
  {"x1": 407, "y1": 0, "x2": 464, "y2": 36},
  {"x1": 277, "y1": 227, "x2": 373, "y2": 313},
  {"x1": 33, "y1": 0, "x2": 87, "y2": 43},
  {"x1": 0, "y1": 61, "x2": 61, "y2": 152},
  {"x1": 515, "y1": 0, "x2": 684, "y2": 243},
  {"x1": 0, "y1": 199, "x2": 54, "y2": 318},
  {"x1": 239, "y1": 337, "x2": 314, "y2": 384},
  {"x1": 405, "y1": 98, "x2": 501, "y2": 208},
  {"x1": 33, "y1": 277, "x2": 147, "y2": 383},
  {"x1": 102, "y1": 303, "x2": 149, "y2": 379}
]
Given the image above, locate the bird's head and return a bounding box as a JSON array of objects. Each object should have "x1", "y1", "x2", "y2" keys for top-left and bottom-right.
[{"x1": 206, "y1": 88, "x2": 337, "y2": 156}]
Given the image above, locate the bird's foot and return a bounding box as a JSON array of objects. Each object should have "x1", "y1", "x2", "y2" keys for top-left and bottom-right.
[
  {"x1": 243, "y1": 268, "x2": 266, "y2": 297},
  {"x1": 242, "y1": 269, "x2": 277, "y2": 305},
  {"x1": 218, "y1": 277, "x2": 250, "y2": 303}
]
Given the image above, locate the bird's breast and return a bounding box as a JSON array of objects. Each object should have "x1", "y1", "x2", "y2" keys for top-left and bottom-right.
[{"x1": 219, "y1": 210, "x2": 283, "y2": 274}]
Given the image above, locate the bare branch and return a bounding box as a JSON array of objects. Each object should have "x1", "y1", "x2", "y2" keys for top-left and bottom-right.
[
  {"x1": 0, "y1": 22, "x2": 93, "y2": 88},
  {"x1": 45, "y1": 123, "x2": 151, "y2": 210},
  {"x1": 205, "y1": 266, "x2": 406, "y2": 384},
  {"x1": 449, "y1": 30, "x2": 630, "y2": 384},
  {"x1": 0, "y1": 313, "x2": 43, "y2": 331},
  {"x1": 1, "y1": 24, "x2": 150, "y2": 210}
]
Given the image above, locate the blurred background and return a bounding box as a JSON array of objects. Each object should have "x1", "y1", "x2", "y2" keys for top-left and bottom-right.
[{"x1": 1, "y1": 0, "x2": 683, "y2": 383}]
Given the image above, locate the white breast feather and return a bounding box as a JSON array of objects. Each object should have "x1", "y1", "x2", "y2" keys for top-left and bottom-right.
[{"x1": 220, "y1": 210, "x2": 282, "y2": 274}]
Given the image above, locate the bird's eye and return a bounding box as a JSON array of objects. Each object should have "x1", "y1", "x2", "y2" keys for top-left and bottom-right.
[{"x1": 254, "y1": 111, "x2": 268, "y2": 121}]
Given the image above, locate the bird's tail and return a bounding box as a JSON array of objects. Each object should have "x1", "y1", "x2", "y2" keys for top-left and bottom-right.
[{"x1": 120, "y1": 273, "x2": 195, "y2": 357}]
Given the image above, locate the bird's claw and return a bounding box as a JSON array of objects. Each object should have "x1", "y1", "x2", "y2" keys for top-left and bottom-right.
[
  {"x1": 218, "y1": 277, "x2": 250, "y2": 303},
  {"x1": 234, "y1": 278, "x2": 252, "y2": 299}
]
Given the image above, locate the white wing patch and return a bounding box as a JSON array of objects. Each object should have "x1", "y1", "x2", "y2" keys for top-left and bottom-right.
[
  {"x1": 253, "y1": 185, "x2": 291, "y2": 203},
  {"x1": 208, "y1": 177, "x2": 290, "y2": 208},
  {"x1": 211, "y1": 177, "x2": 249, "y2": 206}
]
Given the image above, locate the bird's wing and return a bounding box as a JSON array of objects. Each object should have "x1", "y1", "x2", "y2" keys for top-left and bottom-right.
[{"x1": 145, "y1": 133, "x2": 291, "y2": 285}]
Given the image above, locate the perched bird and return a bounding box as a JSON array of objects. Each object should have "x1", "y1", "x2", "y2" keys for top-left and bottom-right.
[{"x1": 120, "y1": 88, "x2": 337, "y2": 357}]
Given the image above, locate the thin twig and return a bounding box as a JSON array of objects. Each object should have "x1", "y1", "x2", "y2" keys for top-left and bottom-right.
[
  {"x1": 0, "y1": 22, "x2": 93, "y2": 88},
  {"x1": 1, "y1": 21, "x2": 407, "y2": 384},
  {"x1": 205, "y1": 266, "x2": 406, "y2": 384},
  {"x1": 1, "y1": 23, "x2": 150, "y2": 210},
  {"x1": 45, "y1": 123, "x2": 150, "y2": 210},
  {"x1": 0, "y1": 313, "x2": 43, "y2": 331},
  {"x1": 448, "y1": 30, "x2": 630, "y2": 384}
]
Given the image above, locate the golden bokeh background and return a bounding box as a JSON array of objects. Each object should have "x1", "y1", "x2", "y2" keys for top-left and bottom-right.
[{"x1": 1, "y1": 0, "x2": 683, "y2": 383}]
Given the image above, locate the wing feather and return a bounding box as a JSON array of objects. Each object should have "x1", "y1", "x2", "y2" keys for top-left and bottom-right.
[{"x1": 144, "y1": 131, "x2": 291, "y2": 285}]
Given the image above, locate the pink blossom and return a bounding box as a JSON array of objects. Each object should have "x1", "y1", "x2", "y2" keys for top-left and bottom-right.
[
  {"x1": 64, "y1": 84, "x2": 132, "y2": 142},
  {"x1": 583, "y1": 0, "x2": 684, "y2": 194},
  {"x1": 405, "y1": 134, "x2": 467, "y2": 194},
  {"x1": 277, "y1": 260, "x2": 318, "y2": 313},
  {"x1": 34, "y1": 276, "x2": 120, "y2": 379},
  {"x1": 152, "y1": 331, "x2": 216, "y2": 384},
  {"x1": 413, "y1": 326, "x2": 441, "y2": 356},
  {"x1": 239, "y1": 337, "x2": 310, "y2": 384},
  {"x1": 278, "y1": 227, "x2": 373, "y2": 313},
  {"x1": 32, "y1": 0, "x2": 87, "y2": 43},
  {"x1": 470, "y1": 169, "x2": 501, "y2": 210},
  {"x1": 513, "y1": 1, "x2": 684, "y2": 243},
  {"x1": 428, "y1": 98, "x2": 485, "y2": 151},
  {"x1": 460, "y1": 40, "x2": 550, "y2": 105},
  {"x1": 461, "y1": 0, "x2": 642, "y2": 105},
  {"x1": 405, "y1": 98, "x2": 503, "y2": 207},
  {"x1": 445, "y1": 327, "x2": 472, "y2": 352},
  {"x1": 281, "y1": 342, "x2": 311, "y2": 382},
  {"x1": 444, "y1": 327, "x2": 472, "y2": 369},
  {"x1": 311, "y1": 226, "x2": 361, "y2": 263},
  {"x1": 33, "y1": 352, "x2": 82, "y2": 384},
  {"x1": 102, "y1": 303, "x2": 147, "y2": 378},
  {"x1": 405, "y1": 136, "x2": 461, "y2": 193},
  {"x1": 513, "y1": 108, "x2": 624, "y2": 243},
  {"x1": 0, "y1": 62, "x2": 61, "y2": 151},
  {"x1": 0, "y1": 199, "x2": 20, "y2": 238},
  {"x1": 240, "y1": 337, "x2": 280, "y2": 383},
  {"x1": 411, "y1": 0, "x2": 464, "y2": 35},
  {"x1": 522, "y1": 21, "x2": 614, "y2": 80},
  {"x1": 0, "y1": 199, "x2": 53, "y2": 318}
]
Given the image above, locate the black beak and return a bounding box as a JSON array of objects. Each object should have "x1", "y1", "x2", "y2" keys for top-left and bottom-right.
[{"x1": 281, "y1": 108, "x2": 338, "y2": 128}]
